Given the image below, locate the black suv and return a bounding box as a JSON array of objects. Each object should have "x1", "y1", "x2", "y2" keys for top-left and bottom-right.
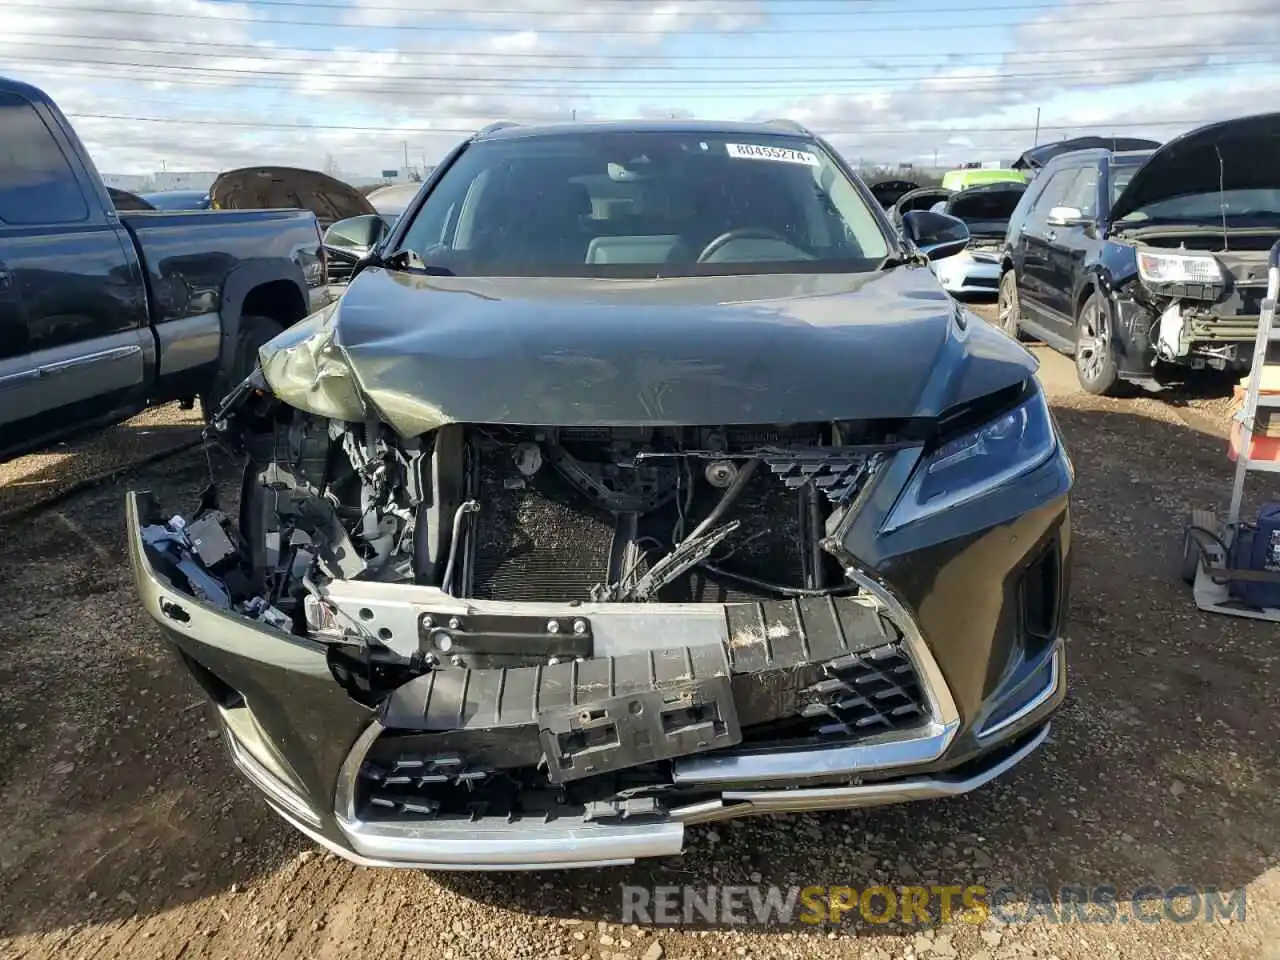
[{"x1": 997, "y1": 113, "x2": 1280, "y2": 395}]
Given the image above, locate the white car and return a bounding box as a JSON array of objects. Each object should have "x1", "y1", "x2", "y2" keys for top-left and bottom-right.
[
  {"x1": 928, "y1": 183, "x2": 1027, "y2": 297},
  {"x1": 933, "y1": 242, "x2": 1005, "y2": 297}
]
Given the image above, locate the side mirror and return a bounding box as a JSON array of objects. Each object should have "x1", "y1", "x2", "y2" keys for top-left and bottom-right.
[
  {"x1": 322, "y1": 214, "x2": 389, "y2": 264},
  {"x1": 901, "y1": 209, "x2": 971, "y2": 262},
  {"x1": 1046, "y1": 206, "x2": 1089, "y2": 227}
]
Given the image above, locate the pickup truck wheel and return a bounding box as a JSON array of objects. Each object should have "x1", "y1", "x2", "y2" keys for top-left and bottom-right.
[
  {"x1": 997, "y1": 270, "x2": 1027, "y2": 341},
  {"x1": 1074, "y1": 292, "x2": 1120, "y2": 396},
  {"x1": 200, "y1": 314, "x2": 283, "y2": 422}
]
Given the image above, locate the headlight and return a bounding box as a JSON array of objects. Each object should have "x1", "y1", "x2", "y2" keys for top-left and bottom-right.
[
  {"x1": 884, "y1": 389, "x2": 1057, "y2": 531},
  {"x1": 1137, "y1": 250, "x2": 1222, "y2": 286}
]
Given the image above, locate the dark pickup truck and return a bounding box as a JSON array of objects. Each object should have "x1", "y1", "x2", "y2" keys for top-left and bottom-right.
[{"x1": 0, "y1": 77, "x2": 330, "y2": 461}]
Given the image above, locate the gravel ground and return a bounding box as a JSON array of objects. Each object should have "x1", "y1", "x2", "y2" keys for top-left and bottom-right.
[
  {"x1": 0, "y1": 404, "x2": 205, "y2": 518},
  {"x1": 1, "y1": 327, "x2": 1278, "y2": 960}
]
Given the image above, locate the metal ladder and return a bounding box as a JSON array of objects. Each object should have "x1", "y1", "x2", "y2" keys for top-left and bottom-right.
[
  {"x1": 1184, "y1": 238, "x2": 1280, "y2": 620},
  {"x1": 1226, "y1": 238, "x2": 1280, "y2": 523}
]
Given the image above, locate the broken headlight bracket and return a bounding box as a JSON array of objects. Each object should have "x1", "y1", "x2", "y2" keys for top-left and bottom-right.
[{"x1": 416, "y1": 611, "x2": 593, "y2": 669}]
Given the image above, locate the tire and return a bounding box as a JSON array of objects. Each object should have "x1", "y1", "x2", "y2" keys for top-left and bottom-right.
[
  {"x1": 997, "y1": 269, "x2": 1027, "y2": 341},
  {"x1": 200, "y1": 314, "x2": 283, "y2": 422},
  {"x1": 1074, "y1": 291, "x2": 1121, "y2": 396}
]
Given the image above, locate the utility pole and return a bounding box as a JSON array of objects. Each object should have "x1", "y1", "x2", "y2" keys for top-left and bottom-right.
[
  {"x1": 933, "y1": 148, "x2": 938, "y2": 168},
  {"x1": 403, "y1": 141, "x2": 409, "y2": 176},
  {"x1": 571, "y1": 108, "x2": 577, "y2": 121},
  {"x1": 1033, "y1": 107, "x2": 1041, "y2": 146}
]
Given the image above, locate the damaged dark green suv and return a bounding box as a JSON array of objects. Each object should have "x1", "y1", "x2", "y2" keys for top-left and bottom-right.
[{"x1": 129, "y1": 119, "x2": 1072, "y2": 870}]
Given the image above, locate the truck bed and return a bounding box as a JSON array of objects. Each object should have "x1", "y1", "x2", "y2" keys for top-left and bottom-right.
[{"x1": 119, "y1": 208, "x2": 327, "y2": 402}]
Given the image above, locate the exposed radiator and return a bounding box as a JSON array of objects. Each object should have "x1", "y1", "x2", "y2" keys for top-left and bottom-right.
[{"x1": 466, "y1": 445, "x2": 616, "y2": 602}]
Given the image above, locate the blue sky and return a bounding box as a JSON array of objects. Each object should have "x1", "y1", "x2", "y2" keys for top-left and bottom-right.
[{"x1": 0, "y1": 0, "x2": 1276, "y2": 176}]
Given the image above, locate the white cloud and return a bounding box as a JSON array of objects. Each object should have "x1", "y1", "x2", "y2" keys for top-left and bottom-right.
[
  {"x1": 3, "y1": 0, "x2": 1278, "y2": 175},
  {"x1": 757, "y1": 0, "x2": 1280, "y2": 166},
  {"x1": 346, "y1": 0, "x2": 763, "y2": 37}
]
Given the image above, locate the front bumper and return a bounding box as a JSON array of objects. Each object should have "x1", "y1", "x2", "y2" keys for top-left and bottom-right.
[
  {"x1": 934, "y1": 249, "x2": 1002, "y2": 296},
  {"x1": 128, "y1": 462, "x2": 1069, "y2": 869}
]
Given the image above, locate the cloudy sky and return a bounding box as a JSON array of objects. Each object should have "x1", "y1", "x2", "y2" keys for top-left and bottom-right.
[{"x1": 0, "y1": 0, "x2": 1277, "y2": 177}]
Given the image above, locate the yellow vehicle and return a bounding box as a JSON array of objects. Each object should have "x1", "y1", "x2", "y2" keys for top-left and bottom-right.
[{"x1": 940, "y1": 167, "x2": 1027, "y2": 191}]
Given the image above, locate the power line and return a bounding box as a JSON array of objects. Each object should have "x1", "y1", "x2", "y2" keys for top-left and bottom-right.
[
  {"x1": 62, "y1": 111, "x2": 1229, "y2": 135},
  {"x1": 11, "y1": 52, "x2": 1275, "y2": 92},
  {"x1": 6, "y1": 30, "x2": 1268, "y2": 63},
  {"x1": 126, "y1": 0, "x2": 1255, "y2": 15},
  {"x1": 8, "y1": 34, "x2": 1271, "y2": 73},
  {"x1": 3, "y1": 1, "x2": 1270, "y2": 33}
]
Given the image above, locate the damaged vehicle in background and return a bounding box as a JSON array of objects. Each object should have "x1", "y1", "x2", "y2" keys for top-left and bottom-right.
[
  {"x1": 209, "y1": 166, "x2": 375, "y2": 229},
  {"x1": 1010, "y1": 136, "x2": 1161, "y2": 178},
  {"x1": 890, "y1": 185, "x2": 953, "y2": 229},
  {"x1": 998, "y1": 113, "x2": 1280, "y2": 395},
  {"x1": 318, "y1": 183, "x2": 425, "y2": 284},
  {"x1": 140, "y1": 189, "x2": 211, "y2": 211},
  {"x1": 933, "y1": 181, "x2": 1028, "y2": 298},
  {"x1": 869, "y1": 178, "x2": 921, "y2": 210},
  {"x1": 129, "y1": 119, "x2": 1072, "y2": 870}
]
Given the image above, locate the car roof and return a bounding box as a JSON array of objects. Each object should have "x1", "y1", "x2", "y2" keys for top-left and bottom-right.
[
  {"x1": 473, "y1": 119, "x2": 817, "y2": 142},
  {"x1": 1039, "y1": 146, "x2": 1156, "y2": 173},
  {"x1": 0, "y1": 75, "x2": 52, "y2": 105},
  {"x1": 1111, "y1": 149, "x2": 1155, "y2": 163}
]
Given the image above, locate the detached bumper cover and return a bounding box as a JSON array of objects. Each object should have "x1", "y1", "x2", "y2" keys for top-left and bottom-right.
[{"x1": 128, "y1": 490, "x2": 1066, "y2": 871}]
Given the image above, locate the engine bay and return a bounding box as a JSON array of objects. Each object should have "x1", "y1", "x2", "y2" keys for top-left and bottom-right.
[{"x1": 137, "y1": 382, "x2": 941, "y2": 713}]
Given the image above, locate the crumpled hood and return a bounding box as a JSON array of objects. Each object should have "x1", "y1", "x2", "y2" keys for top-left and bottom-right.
[
  {"x1": 1109, "y1": 113, "x2": 1280, "y2": 224},
  {"x1": 210, "y1": 166, "x2": 375, "y2": 226},
  {"x1": 258, "y1": 267, "x2": 1037, "y2": 436}
]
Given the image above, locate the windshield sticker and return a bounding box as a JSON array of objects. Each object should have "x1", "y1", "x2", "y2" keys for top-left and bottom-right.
[{"x1": 725, "y1": 143, "x2": 820, "y2": 166}]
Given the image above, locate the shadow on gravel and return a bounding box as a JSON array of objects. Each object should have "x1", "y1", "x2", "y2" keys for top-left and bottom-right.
[
  {"x1": 0, "y1": 403, "x2": 1274, "y2": 943},
  {"x1": 0, "y1": 420, "x2": 205, "y2": 517},
  {"x1": 0, "y1": 447, "x2": 305, "y2": 939},
  {"x1": 437, "y1": 404, "x2": 1279, "y2": 939}
]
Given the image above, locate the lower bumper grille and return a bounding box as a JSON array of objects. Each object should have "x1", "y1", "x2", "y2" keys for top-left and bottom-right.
[{"x1": 800, "y1": 643, "x2": 926, "y2": 735}]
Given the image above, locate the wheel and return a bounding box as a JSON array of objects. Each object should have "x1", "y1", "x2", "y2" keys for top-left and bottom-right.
[
  {"x1": 200, "y1": 314, "x2": 284, "y2": 422},
  {"x1": 1074, "y1": 291, "x2": 1120, "y2": 396},
  {"x1": 1180, "y1": 527, "x2": 1202, "y2": 586},
  {"x1": 997, "y1": 270, "x2": 1027, "y2": 341}
]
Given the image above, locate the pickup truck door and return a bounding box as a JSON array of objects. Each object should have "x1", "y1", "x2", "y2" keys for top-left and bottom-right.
[{"x1": 0, "y1": 91, "x2": 150, "y2": 459}]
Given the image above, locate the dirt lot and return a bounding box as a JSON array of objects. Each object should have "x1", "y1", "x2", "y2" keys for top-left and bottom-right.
[{"x1": 1, "y1": 319, "x2": 1278, "y2": 960}]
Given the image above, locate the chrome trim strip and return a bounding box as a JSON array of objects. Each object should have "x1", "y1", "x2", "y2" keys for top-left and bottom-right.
[
  {"x1": 671, "y1": 724, "x2": 958, "y2": 786},
  {"x1": 333, "y1": 720, "x2": 686, "y2": 868},
  {"x1": 224, "y1": 725, "x2": 322, "y2": 828},
  {"x1": 0, "y1": 367, "x2": 41, "y2": 390},
  {"x1": 719, "y1": 722, "x2": 1049, "y2": 814},
  {"x1": 270, "y1": 802, "x2": 638, "y2": 872},
  {"x1": 39, "y1": 344, "x2": 141, "y2": 376},
  {"x1": 319, "y1": 722, "x2": 1050, "y2": 868},
  {"x1": 977, "y1": 641, "x2": 1064, "y2": 741},
  {"x1": 672, "y1": 564, "x2": 960, "y2": 786}
]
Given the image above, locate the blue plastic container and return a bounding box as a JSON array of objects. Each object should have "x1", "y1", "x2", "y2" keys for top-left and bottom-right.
[{"x1": 1230, "y1": 502, "x2": 1280, "y2": 609}]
